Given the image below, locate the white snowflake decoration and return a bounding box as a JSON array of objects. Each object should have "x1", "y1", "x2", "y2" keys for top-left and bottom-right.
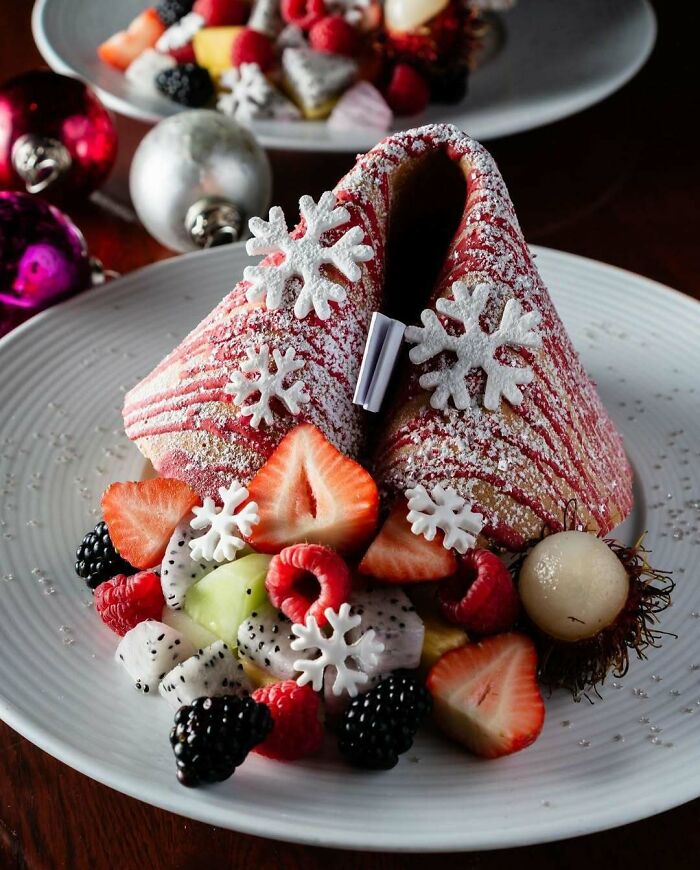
[
  {"x1": 224, "y1": 344, "x2": 309, "y2": 429},
  {"x1": 155, "y1": 12, "x2": 204, "y2": 52},
  {"x1": 244, "y1": 191, "x2": 374, "y2": 320},
  {"x1": 406, "y1": 483, "x2": 484, "y2": 554},
  {"x1": 188, "y1": 481, "x2": 259, "y2": 563},
  {"x1": 217, "y1": 64, "x2": 270, "y2": 123},
  {"x1": 405, "y1": 281, "x2": 541, "y2": 412},
  {"x1": 291, "y1": 603, "x2": 385, "y2": 697}
]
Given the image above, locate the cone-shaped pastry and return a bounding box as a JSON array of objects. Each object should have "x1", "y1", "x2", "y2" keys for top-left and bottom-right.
[
  {"x1": 362, "y1": 126, "x2": 632, "y2": 549},
  {"x1": 123, "y1": 189, "x2": 380, "y2": 497}
]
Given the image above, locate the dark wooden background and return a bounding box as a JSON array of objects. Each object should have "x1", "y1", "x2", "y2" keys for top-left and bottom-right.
[{"x1": 1, "y1": 2, "x2": 698, "y2": 867}]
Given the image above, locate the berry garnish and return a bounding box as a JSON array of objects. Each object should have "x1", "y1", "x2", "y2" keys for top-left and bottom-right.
[
  {"x1": 359, "y1": 499, "x2": 457, "y2": 581},
  {"x1": 101, "y1": 477, "x2": 199, "y2": 570},
  {"x1": 252, "y1": 680, "x2": 324, "y2": 760},
  {"x1": 94, "y1": 571, "x2": 165, "y2": 636},
  {"x1": 281, "y1": 0, "x2": 326, "y2": 31},
  {"x1": 385, "y1": 63, "x2": 429, "y2": 116},
  {"x1": 170, "y1": 695, "x2": 273, "y2": 786},
  {"x1": 429, "y1": 63, "x2": 469, "y2": 104},
  {"x1": 265, "y1": 543, "x2": 351, "y2": 628},
  {"x1": 156, "y1": 0, "x2": 195, "y2": 26},
  {"x1": 193, "y1": 0, "x2": 248, "y2": 25},
  {"x1": 427, "y1": 633, "x2": 545, "y2": 758},
  {"x1": 230, "y1": 28, "x2": 275, "y2": 71},
  {"x1": 97, "y1": 9, "x2": 166, "y2": 71},
  {"x1": 309, "y1": 15, "x2": 358, "y2": 57},
  {"x1": 337, "y1": 672, "x2": 432, "y2": 769},
  {"x1": 245, "y1": 423, "x2": 379, "y2": 555},
  {"x1": 438, "y1": 548, "x2": 519, "y2": 635},
  {"x1": 155, "y1": 63, "x2": 214, "y2": 106},
  {"x1": 168, "y1": 41, "x2": 197, "y2": 64},
  {"x1": 75, "y1": 520, "x2": 132, "y2": 590}
]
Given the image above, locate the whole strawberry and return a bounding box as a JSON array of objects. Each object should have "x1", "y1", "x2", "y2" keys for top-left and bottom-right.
[
  {"x1": 94, "y1": 571, "x2": 165, "y2": 636},
  {"x1": 252, "y1": 680, "x2": 324, "y2": 760},
  {"x1": 438, "y1": 548, "x2": 519, "y2": 635}
]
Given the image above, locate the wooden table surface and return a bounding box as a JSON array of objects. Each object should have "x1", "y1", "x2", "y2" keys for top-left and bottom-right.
[{"x1": 2, "y1": 2, "x2": 698, "y2": 868}]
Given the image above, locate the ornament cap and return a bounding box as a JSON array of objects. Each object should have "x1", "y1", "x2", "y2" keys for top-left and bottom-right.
[
  {"x1": 11, "y1": 133, "x2": 72, "y2": 194},
  {"x1": 185, "y1": 197, "x2": 243, "y2": 249}
]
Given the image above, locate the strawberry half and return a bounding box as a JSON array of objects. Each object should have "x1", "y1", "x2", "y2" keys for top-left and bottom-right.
[
  {"x1": 438, "y1": 549, "x2": 519, "y2": 635},
  {"x1": 427, "y1": 633, "x2": 545, "y2": 759},
  {"x1": 101, "y1": 478, "x2": 199, "y2": 569},
  {"x1": 358, "y1": 499, "x2": 457, "y2": 581},
  {"x1": 97, "y1": 8, "x2": 166, "y2": 71},
  {"x1": 245, "y1": 424, "x2": 378, "y2": 554}
]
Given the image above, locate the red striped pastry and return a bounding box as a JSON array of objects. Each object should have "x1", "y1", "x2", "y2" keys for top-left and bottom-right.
[{"x1": 123, "y1": 124, "x2": 632, "y2": 547}]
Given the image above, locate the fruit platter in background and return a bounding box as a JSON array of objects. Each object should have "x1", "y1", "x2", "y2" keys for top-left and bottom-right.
[{"x1": 97, "y1": 0, "x2": 513, "y2": 129}]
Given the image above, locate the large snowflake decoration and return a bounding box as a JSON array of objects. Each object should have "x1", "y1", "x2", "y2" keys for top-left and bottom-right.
[
  {"x1": 291, "y1": 603, "x2": 385, "y2": 697},
  {"x1": 217, "y1": 64, "x2": 270, "y2": 123},
  {"x1": 406, "y1": 483, "x2": 484, "y2": 554},
  {"x1": 224, "y1": 344, "x2": 309, "y2": 429},
  {"x1": 189, "y1": 481, "x2": 259, "y2": 563},
  {"x1": 405, "y1": 281, "x2": 541, "y2": 412},
  {"x1": 244, "y1": 191, "x2": 374, "y2": 320}
]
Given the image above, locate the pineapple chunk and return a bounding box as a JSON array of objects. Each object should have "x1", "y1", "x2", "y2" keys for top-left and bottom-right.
[
  {"x1": 420, "y1": 614, "x2": 468, "y2": 675},
  {"x1": 242, "y1": 658, "x2": 282, "y2": 688},
  {"x1": 193, "y1": 27, "x2": 243, "y2": 81}
]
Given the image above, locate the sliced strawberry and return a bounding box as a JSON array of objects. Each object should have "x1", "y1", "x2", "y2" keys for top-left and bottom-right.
[
  {"x1": 245, "y1": 424, "x2": 378, "y2": 554},
  {"x1": 438, "y1": 549, "x2": 519, "y2": 635},
  {"x1": 101, "y1": 478, "x2": 199, "y2": 569},
  {"x1": 427, "y1": 633, "x2": 545, "y2": 759},
  {"x1": 358, "y1": 499, "x2": 457, "y2": 582},
  {"x1": 97, "y1": 8, "x2": 166, "y2": 71}
]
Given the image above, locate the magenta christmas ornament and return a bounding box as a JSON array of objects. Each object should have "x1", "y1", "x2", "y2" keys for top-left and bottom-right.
[
  {"x1": 0, "y1": 70, "x2": 118, "y2": 202},
  {"x1": 0, "y1": 191, "x2": 92, "y2": 314}
]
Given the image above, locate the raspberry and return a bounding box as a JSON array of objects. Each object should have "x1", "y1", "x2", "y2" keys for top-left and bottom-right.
[
  {"x1": 94, "y1": 571, "x2": 165, "y2": 636},
  {"x1": 193, "y1": 0, "x2": 248, "y2": 25},
  {"x1": 385, "y1": 63, "x2": 429, "y2": 116},
  {"x1": 281, "y1": 0, "x2": 326, "y2": 31},
  {"x1": 230, "y1": 28, "x2": 275, "y2": 71},
  {"x1": 168, "y1": 41, "x2": 197, "y2": 64},
  {"x1": 265, "y1": 543, "x2": 351, "y2": 628},
  {"x1": 309, "y1": 15, "x2": 358, "y2": 57},
  {"x1": 252, "y1": 680, "x2": 324, "y2": 760},
  {"x1": 438, "y1": 548, "x2": 519, "y2": 635}
]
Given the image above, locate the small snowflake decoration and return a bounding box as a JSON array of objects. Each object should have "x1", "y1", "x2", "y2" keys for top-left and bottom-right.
[
  {"x1": 244, "y1": 191, "x2": 374, "y2": 320},
  {"x1": 406, "y1": 483, "x2": 484, "y2": 554},
  {"x1": 224, "y1": 344, "x2": 309, "y2": 428},
  {"x1": 189, "y1": 481, "x2": 259, "y2": 563},
  {"x1": 405, "y1": 281, "x2": 541, "y2": 412},
  {"x1": 291, "y1": 603, "x2": 385, "y2": 697},
  {"x1": 217, "y1": 64, "x2": 270, "y2": 123},
  {"x1": 326, "y1": 0, "x2": 370, "y2": 24}
]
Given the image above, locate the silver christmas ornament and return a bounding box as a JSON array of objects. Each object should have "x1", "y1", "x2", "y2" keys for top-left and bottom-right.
[{"x1": 129, "y1": 110, "x2": 272, "y2": 253}]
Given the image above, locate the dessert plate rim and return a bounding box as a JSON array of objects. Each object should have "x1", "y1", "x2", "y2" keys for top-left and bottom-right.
[{"x1": 0, "y1": 244, "x2": 699, "y2": 852}]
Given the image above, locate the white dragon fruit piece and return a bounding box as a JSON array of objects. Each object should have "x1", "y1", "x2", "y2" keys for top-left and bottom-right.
[
  {"x1": 347, "y1": 586, "x2": 424, "y2": 677},
  {"x1": 158, "y1": 640, "x2": 252, "y2": 711},
  {"x1": 237, "y1": 603, "x2": 310, "y2": 680},
  {"x1": 115, "y1": 620, "x2": 195, "y2": 694},
  {"x1": 161, "y1": 513, "x2": 216, "y2": 610},
  {"x1": 323, "y1": 668, "x2": 389, "y2": 718}
]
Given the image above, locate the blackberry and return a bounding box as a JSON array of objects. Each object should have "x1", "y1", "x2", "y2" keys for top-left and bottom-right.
[
  {"x1": 429, "y1": 64, "x2": 469, "y2": 105},
  {"x1": 156, "y1": 64, "x2": 214, "y2": 107},
  {"x1": 170, "y1": 695, "x2": 273, "y2": 787},
  {"x1": 338, "y1": 673, "x2": 432, "y2": 770},
  {"x1": 75, "y1": 521, "x2": 131, "y2": 589},
  {"x1": 156, "y1": 0, "x2": 195, "y2": 26}
]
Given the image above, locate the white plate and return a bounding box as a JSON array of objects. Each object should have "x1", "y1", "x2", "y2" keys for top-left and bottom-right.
[
  {"x1": 32, "y1": 0, "x2": 656, "y2": 151},
  {"x1": 1, "y1": 245, "x2": 699, "y2": 852}
]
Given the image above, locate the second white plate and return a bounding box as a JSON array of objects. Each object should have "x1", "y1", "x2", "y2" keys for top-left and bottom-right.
[{"x1": 32, "y1": 0, "x2": 656, "y2": 151}]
